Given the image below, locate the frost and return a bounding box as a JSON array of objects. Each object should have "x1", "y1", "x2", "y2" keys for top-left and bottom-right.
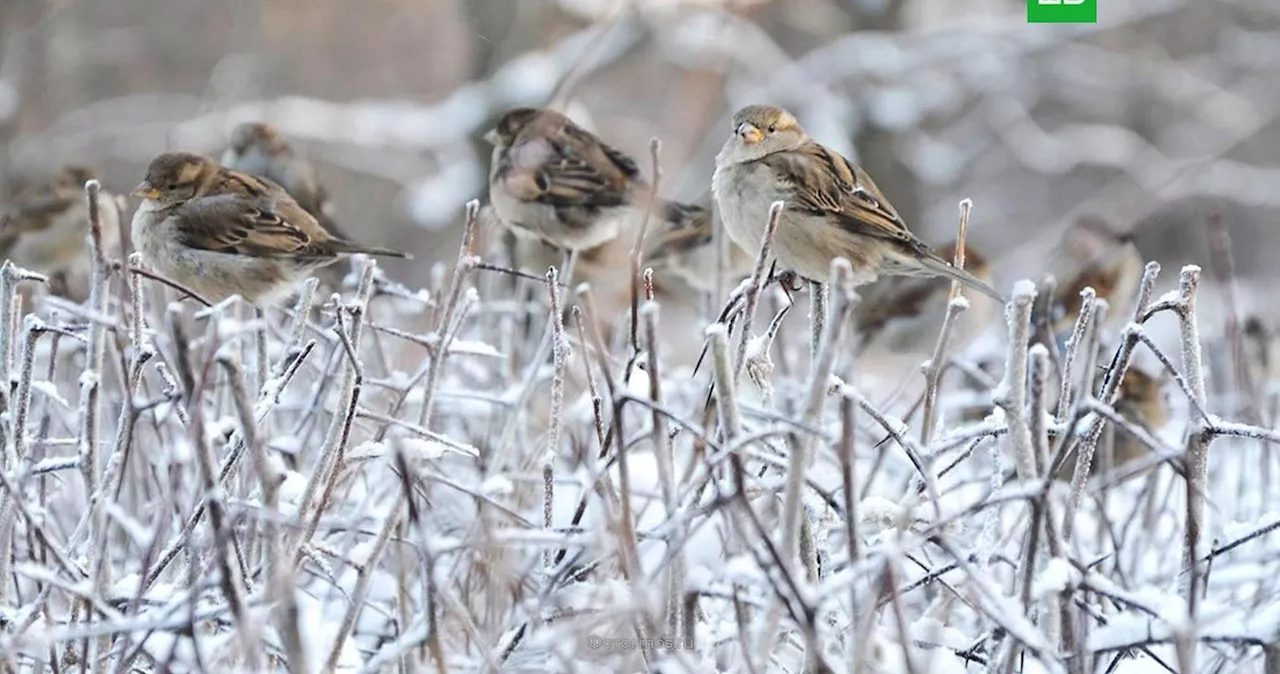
[
  {"x1": 1032, "y1": 558, "x2": 1078, "y2": 599},
  {"x1": 909, "y1": 616, "x2": 971, "y2": 652},
  {"x1": 743, "y1": 334, "x2": 769, "y2": 361},
  {"x1": 625, "y1": 365, "x2": 651, "y2": 400},
  {"x1": 481, "y1": 475, "x2": 514, "y2": 496},
  {"x1": 1223, "y1": 511, "x2": 1280, "y2": 542},
  {"x1": 1011, "y1": 279, "x2": 1037, "y2": 300},
  {"x1": 1, "y1": 107, "x2": 1269, "y2": 673},
  {"x1": 351, "y1": 440, "x2": 387, "y2": 460},
  {"x1": 400, "y1": 436, "x2": 474, "y2": 460},
  {"x1": 860, "y1": 496, "x2": 903, "y2": 533},
  {"x1": 446, "y1": 339, "x2": 503, "y2": 358},
  {"x1": 29, "y1": 381, "x2": 69, "y2": 409},
  {"x1": 722, "y1": 555, "x2": 760, "y2": 585}
]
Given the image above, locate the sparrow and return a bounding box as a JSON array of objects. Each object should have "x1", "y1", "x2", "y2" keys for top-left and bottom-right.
[
  {"x1": 220, "y1": 122, "x2": 348, "y2": 240},
  {"x1": 1053, "y1": 366, "x2": 1169, "y2": 481},
  {"x1": 1042, "y1": 215, "x2": 1143, "y2": 340},
  {"x1": 0, "y1": 165, "x2": 121, "y2": 298},
  {"x1": 1242, "y1": 315, "x2": 1273, "y2": 386},
  {"x1": 130, "y1": 152, "x2": 405, "y2": 305},
  {"x1": 851, "y1": 241, "x2": 996, "y2": 358},
  {"x1": 644, "y1": 200, "x2": 755, "y2": 294},
  {"x1": 712, "y1": 105, "x2": 1002, "y2": 300},
  {"x1": 483, "y1": 107, "x2": 705, "y2": 254}
]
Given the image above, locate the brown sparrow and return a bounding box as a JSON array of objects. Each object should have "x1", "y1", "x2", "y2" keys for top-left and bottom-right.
[
  {"x1": 1044, "y1": 215, "x2": 1143, "y2": 339},
  {"x1": 484, "y1": 107, "x2": 705, "y2": 254},
  {"x1": 130, "y1": 152, "x2": 405, "y2": 305},
  {"x1": 644, "y1": 201, "x2": 755, "y2": 294},
  {"x1": 0, "y1": 165, "x2": 121, "y2": 298},
  {"x1": 852, "y1": 241, "x2": 996, "y2": 358},
  {"x1": 712, "y1": 105, "x2": 1002, "y2": 300},
  {"x1": 220, "y1": 122, "x2": 348, "y2": 240},
  {"x1": 1242, "y1": 315, "x2": 1274, "y2": 387},
  {"x1": 1054, "y1": 366, "x2": 1169, "y2": 481}
]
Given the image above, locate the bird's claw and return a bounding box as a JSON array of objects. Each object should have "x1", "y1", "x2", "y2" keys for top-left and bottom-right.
[{"x1": 772, "y1": 269, "x2": 805, "y2": 293}]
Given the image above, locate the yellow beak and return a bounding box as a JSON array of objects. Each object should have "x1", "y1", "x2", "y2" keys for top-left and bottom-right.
[
  {"x1": 737, "y1": 123, "x2": 764, "y2": 145},
  {"x1": 132, "y1": 181, "x2": 160, "y2": 200}
]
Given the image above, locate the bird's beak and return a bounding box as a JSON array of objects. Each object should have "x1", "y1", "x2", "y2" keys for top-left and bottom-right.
[
  {"x1": 483, "y1": 129, "x2": 500, "y2": 145},
  {"x1": 132, "y1": 181, "x2": 160, "y2": 200},
  {"x1": 737, "y1": 123, "x2": 764, "y2": 145}
]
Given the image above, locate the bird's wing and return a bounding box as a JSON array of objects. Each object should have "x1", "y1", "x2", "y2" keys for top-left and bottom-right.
[
  {"x1": 172, "y1": 191, "x2": 331, "y2": 259},
  {"x1": 2, "y1": 183, "x2": 78, "y2": 232},
  {"x1": 499, "y1": 121, "x2": 640, "y2": 210},
  {"x1": 760, "y1": 143, "x2": 929, "y2": 257},
  {"x1": 645, "y1": 202, "x2": 711, "y2": 263}
]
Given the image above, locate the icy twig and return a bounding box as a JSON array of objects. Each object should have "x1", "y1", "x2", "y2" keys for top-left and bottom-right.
[
  {"x1": 921, "y1": 198, "x2": 975, "y2": 445},
  {"x1": 997, "y1": 280, "x2": 1037, "y2": 481},
  {"x1": 733, "y1": 202, "x2": 785, "y2": 381}
]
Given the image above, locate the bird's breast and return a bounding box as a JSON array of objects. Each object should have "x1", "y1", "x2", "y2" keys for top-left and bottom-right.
[{"x1": 713, "y1": 162, "x2": 782, "y2": 256}]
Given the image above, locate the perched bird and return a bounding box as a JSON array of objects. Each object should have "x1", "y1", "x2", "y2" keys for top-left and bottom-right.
[
  {"x1": 1042, "y1": 215, "x2": 1143, "y2": 339},
  {"x1": 131, "y1": 152, "x2": 405, "y2": 305},
  {"x1": 484, "y1": 107, "x2": 703, "y2": 255},
  {"x1": 644, "y1": 201, "x2": 755, "y2": 294},
  {"x1": 1242, "y1": 315, "x2": 1273, "y2": 386},
  {"x1": 0, "y1": 165, "x2": 121, "y2": 299},
  {"x1": 712, "y1": 104, "x2": 1002, "y2": 300},
  {"x1": 220, "y1": 122, "x2": 348, "y2": 240},
  {"x1": 1053, "y1": 366, "x2": 1169, "y2": 482},
  {"x1": 851, "y1": 241, "x2": 996, "y2": 359}
]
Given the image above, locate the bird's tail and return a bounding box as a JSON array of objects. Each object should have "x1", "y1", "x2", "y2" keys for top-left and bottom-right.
[
  {"x1": 331, "y1": 240, "x2": 412, "y2": 259},
  {"x1": 645, "y1": 200, "x2": 711, "y2": 259},
  {"x1": 916, "y1": 253, "x2": 1004, "y2": 303},
  {"x1": 650, "y1": 202, "x2": 711, "y2": 246},
  {"x1": 660, "y1": 200, "x2": 710, "y2": 230}
]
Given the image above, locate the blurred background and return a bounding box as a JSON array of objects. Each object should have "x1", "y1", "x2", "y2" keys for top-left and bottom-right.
[{"x1": 2, "y1": 0, "x2": 1279, "y2": 320}]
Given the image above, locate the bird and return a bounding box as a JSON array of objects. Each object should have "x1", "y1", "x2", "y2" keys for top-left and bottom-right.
[
  {"x1": 0, "y1": 165, "x2": 121, "y2": 299},
  {"x1": 711, "y1": 104, "x2": 1003, "y2": 301},
  {"x1": 644, "y1": 200, "x2": 755, "y2": 295},
  {"x1": 1041, "y1": 215, "x2": 1143, "y2": 340},
  {"x1": 130, "y1": 152, "x2": 405, "y2": 305},
  {"x1": 483, "y1": 107, "x2": 705, "y2": 256},
  {"x1": 1053, "y1": 366, "x2": 1169, "y2": 482},
  {"x1": 220, "y1": 121, "x2": 349, "y2": 240},
  {"x1": 851, "y1": 240, "x2": 996, "y2": 358},
  {"x1": 1242, "y1": 315, "x2": 1274, "y2": 385}
]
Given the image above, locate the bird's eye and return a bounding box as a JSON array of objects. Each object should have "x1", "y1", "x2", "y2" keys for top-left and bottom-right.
[
  {"x1": 166, "y1": 184, "x2": 178, "y2": 191},
  {"x1": 768, "y1": 124, "x2": 777, "y2": 133}
]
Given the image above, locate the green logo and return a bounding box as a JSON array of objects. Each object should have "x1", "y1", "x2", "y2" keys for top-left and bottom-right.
[{"x1": 1027, "y1": 0, "x2": 1097, "y2": 23}]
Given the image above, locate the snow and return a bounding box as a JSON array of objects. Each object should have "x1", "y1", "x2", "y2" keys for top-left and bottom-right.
[
  {"x1": 1033, "y1": 558, "x2": 1078, "y2": 599},
  {"x1": 29, "y1": 380, "x2": 69, "y2": 409},
  {"x1": 481, "y1": 475, "x2": 515, "y2": 496},
  {"x1": 860, "y1": 496, "x2": 903, "y2": 533},
  {"x1": 6, "y1": 160, "x2": 1277, "y2": 674},
  {"x1": 399, "y1": 437, "x2": 449, "y2": 460},
  {"x1": 446, "y1": 339, "x2": 503, "y2": 358}
]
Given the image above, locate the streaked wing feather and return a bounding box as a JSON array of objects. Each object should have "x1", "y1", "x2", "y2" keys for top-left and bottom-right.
[
  {"x1": 502, "y1": 122, "x2": 637, "y2": 211},
  {"x1": 762, "y1": 144, "x2": 922, "y2": 252},
  {"x1": 173, "y1": 193, "x2": 323, "y2": 259},
  {"x1": 3, "y1": 186, "x2": 78, "y2": 232}
]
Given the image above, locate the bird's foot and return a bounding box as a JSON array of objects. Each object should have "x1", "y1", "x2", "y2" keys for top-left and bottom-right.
[{"x1": 771, "y1": 269, "x2": 806, "y2": 293}]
